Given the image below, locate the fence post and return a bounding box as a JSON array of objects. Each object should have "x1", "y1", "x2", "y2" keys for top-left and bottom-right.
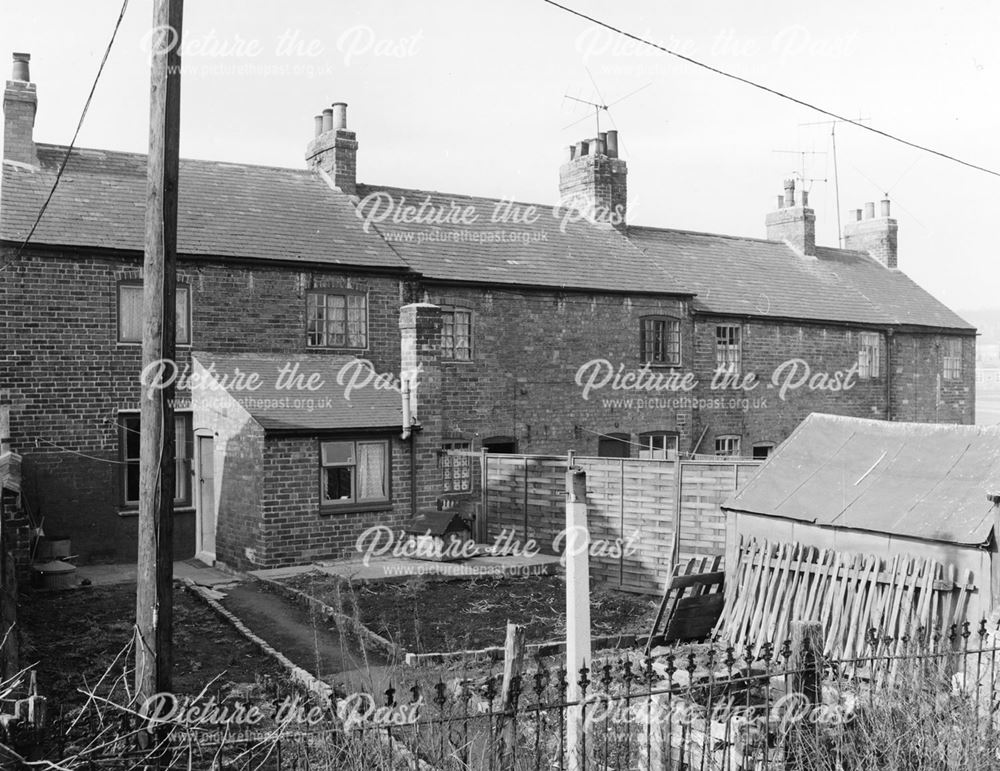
[
  {"x1": 787, "y1": 620, "x2": 823, "y2": 763},
  {"x1": 565, "y1": 464, "x2": 591, "y2": 771},
  {"x1": 498, "y1": 622, "x2": 525, "y2": 764},
  {"x1": 479, "y1": 448, "x2": 489, "y2": 543}
]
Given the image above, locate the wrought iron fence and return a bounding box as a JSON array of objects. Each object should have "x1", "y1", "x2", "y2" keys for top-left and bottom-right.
[{"x1": 18, "y1": 621, "x2": 1000, "y2": 770}]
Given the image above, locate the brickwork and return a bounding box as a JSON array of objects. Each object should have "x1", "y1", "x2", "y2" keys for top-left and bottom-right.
[
  {"x1": 254, "y1": 434, "x2": 412, "y2": 569},
  {"x1": 2, "y1": 80, "x2": 38, "y2": 166},
  {"x1": 0, "y1": 247, "x2": 406, "y2": 562}
]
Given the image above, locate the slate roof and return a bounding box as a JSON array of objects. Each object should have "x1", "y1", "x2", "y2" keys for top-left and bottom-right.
[
  {"x1": 0, "y1": 143, "x2": 974, "y2": 330},
  {"x1": 723, "y1": 413, "x2": 1000, "y2": 546},
  {"x1": 629, "y1": 227, "x2": 974, "y2": 330},
  {"x1": 0, "y1": 144, "x2": 407, "y2": 269},
  {"x1": 191, "y1": 352, "x2": 403, "y2": 432},
  {"x1": 354, "y1": 184, "x2": 690, "y2": 296}
]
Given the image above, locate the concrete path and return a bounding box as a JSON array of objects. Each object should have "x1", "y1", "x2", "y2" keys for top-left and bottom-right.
[
  {"x1": 219, "y1": 581, "x2": 395, "y2": 692},
  {"x1": 76, "y1": 559, "x2": 237, "y2": 588}
]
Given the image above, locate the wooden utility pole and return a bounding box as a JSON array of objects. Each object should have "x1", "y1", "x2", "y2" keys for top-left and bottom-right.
[{"x1": 136, "y1": 0, "x2": 183, "y2": 707}]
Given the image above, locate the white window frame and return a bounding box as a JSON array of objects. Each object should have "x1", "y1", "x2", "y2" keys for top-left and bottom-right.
[
  {"x1": 306, "y1": 290, "x2": 368, "y2": 349},
  {"x1": 637, "y1": 432, "x2": 679, "y2": 460},
  {"x1": 715, "y1": 435, "x2": 741, "y2": 457},
  {"x1": 715, "y1": 325, "x2": 742, "y2": 375},
  {"x1": 441, "y1": 308, "x2": 473, "y2": 361}
]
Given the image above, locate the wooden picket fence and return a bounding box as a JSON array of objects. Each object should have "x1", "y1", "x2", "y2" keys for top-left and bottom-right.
[{"x1": 716, "y1": 538, "x2": 977, "y2": 660}]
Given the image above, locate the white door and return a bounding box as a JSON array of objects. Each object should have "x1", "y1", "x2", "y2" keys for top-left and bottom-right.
[{"x1": 197, "y1": 436, "x2": 216, "y2": 562}]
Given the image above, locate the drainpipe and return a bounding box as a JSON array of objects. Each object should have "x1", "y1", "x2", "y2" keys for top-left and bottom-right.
[
  {"x1": 401, "y1": 380, "x2": 418, "y2": 514},
  {"x1": 885, "y1": 329, "x2": 894, "y2": 421}
]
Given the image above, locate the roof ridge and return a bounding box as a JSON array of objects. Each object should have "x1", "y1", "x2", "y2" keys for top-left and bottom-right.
[{"x1": 35, "y1": 142, "x2": 313, "y2": 176}]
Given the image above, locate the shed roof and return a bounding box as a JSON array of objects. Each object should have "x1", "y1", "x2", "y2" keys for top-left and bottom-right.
[
  {"x1": 192, "y1": 352, "x2": 403, "y2": 432},
  {"x1": 723, "y1": 414, "x2": 1000, "y2": 546}
]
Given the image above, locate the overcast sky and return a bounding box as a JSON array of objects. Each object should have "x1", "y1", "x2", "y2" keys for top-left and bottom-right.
[{"x1": 2, "y1": 0, "x2": 997, "y2": 313}]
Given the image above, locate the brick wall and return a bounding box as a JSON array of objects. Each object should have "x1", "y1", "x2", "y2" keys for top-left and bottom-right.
[
  {"x1": 0, "y1": 246, "x2": 407, "y2": 563},
  {"x1": 253, "y1": 433, "x2": 412, "y2": 570},
  {"x1": 424, "y1": 284, "x2": 975, "y2": 463},
  {"x1": 425, "y1": 285, "x2": 693, "y2": 456}
]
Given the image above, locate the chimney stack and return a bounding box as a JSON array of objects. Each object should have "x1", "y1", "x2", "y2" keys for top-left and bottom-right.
[
  {"x1": 844, "y1": 197, "x2": 898, "y2": 268},
  {"x1": 306, "y1": 101, "x2": 357, "y2": 195},
  {"x1": 3, "y1": 52, "x2": 39, "y2": 166},
  {"x1": 765, "y1": 178, "x2": 816, "y2": 256},
  {"x1": 558, "y1": 131, "x2": 627, "y2": 229}
]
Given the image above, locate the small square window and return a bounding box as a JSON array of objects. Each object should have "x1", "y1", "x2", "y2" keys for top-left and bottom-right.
[
  {"x1": 442, "y1": 308, "x2": 473, "y2": 361},
  {"x1": 752, "y1": 443, "x2": 774, "y2": 460},
  {"x1": 641, "y1": 317, "x2": 681, "y2": 366},
  {"x1": 943, "y1": 338, "x2": 963, "y2": 380},
  {"x1": 715, "y1": 435, "x2": 741, "y2": 457},
  {"x1": 307, "y1": 291, "x2": 368, "y2": 348},
  {"x1": 715, "y1": 325, "x2": 741, "y2": 375},
  {"x1": 118, "y1": 282, "x2": 191, "y2": 344},
  {"x1": 320, "y1": 439, "x2": 389, "y2": 508},
  {"x1": 441, "y1": 441, "x2": 472, "y2": 492}
]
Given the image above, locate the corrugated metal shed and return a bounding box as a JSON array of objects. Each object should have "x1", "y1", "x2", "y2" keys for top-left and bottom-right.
[{"x1": 723, "y1": 414, "x2": 1000, "y2": 546}]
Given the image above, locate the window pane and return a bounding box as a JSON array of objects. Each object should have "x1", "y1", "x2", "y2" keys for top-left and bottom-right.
[
  {"x1": 124, "y1": 416, "x2": 141, "y2": 460},
  {"x1": 119, "y1": 285, "x2": 144, "y2": 342},
  {"x1": 321, "y1": 441, "x2": 354, "y2": 466},
  {"x1": 125, "y1": 462, "x2": 140, "y2": 503},
  {"x1": 357, "y1": 442, "x2": 386, "y2": 500},
  {"x1": 324, "y1": 467, "x2": 353, "y2": 502}
]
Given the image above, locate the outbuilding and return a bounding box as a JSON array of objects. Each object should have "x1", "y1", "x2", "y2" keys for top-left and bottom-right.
[{"x1": 723, "y1": 413, "x2": 1000, "y2": 622}]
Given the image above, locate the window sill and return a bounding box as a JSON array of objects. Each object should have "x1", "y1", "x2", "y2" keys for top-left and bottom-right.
[
  {"x1": 441, "y1": 358, "x2": 475, "y2": 364},
  {"x1": 320, "y1": 501, "x2": 393, "y2": 516},
  {"x1": 305, "y1": 346, "x2": 370, "y2": 353},
  {"x1": 118, "y1": 506, "x2": 195, "y2": 518},
  {"x1": 640, "y1": 362, "x2": 682, "y2": 369}
]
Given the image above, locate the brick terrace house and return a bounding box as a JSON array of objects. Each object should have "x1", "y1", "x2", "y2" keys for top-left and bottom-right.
[{"x1": 0, "y1": 54, "x2": 977, "y2": 568}]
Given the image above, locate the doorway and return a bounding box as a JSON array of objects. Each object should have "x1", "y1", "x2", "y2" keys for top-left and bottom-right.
[{"x1": 196, "y1": 435, "x2": 216, "y2": 563}]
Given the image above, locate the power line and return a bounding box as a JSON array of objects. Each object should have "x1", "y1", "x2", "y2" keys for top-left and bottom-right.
[
  {"x1": 3, "y1": 0, "x2": 130, "y2": 271},
  {"x1": 542, "y1": 0, "x2": 1000, "y2": 180}
]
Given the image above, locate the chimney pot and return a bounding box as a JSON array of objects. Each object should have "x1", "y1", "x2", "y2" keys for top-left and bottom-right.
[
  {"x1": 11, "y1": 52, "x2": 30, "y2": 82},
  {"x1": 313, "y1": 115, "x2": 324, "y2": 137},
  {"x1": 801, "y1": 190, "x2": 809, "y2": 207},
  {"x1": 321, "y1": 108, "x2": 333, "y2": 133},
  {"x1": 567, "y1": 145, "x2": 576, "y2": 161},
  {"x1": 783, "y1": 179, "x2": 795, "y2": 208},
  {"x1": 776, "y1": 195, "x2": 784, "y2": 209},
  {"x1": 332, "y1": 102, "x2": 347, "y2": 130},
  {"x1": 576, "y1": 140, "x2": 588, "y2": 157},
  {"x1": 605, "y1": 130, "x2": 618, "y2": 158},
  {"x1": 592, "y1": 137, "x2": 605, "y2": 156},
  {"x1": 864, "y1": 201, "x2": 876, "y2": 219},
  {"x1": 880, "y1": 198, "x2": 891, "y2": 218}
]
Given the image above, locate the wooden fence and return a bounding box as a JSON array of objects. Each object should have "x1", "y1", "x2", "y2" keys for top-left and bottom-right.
[
  {"x1": 456, "y1": 451, "x2": 760, "y2": 594},
  {"x1": 717, "y1": 538, "x2": 977, "y2": 659}
]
